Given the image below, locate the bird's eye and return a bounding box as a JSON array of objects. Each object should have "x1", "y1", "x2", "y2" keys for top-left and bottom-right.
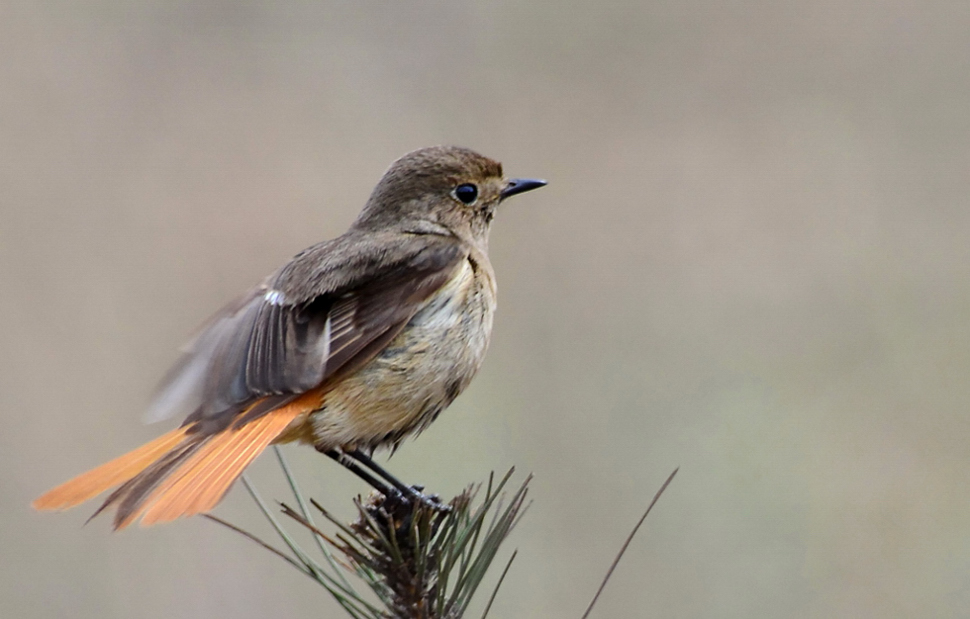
[{"x1": 453, "y1": 183, "x2": 479, "y2": 205}]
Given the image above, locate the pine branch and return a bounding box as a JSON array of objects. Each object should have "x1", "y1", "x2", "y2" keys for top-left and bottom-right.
[
  {"x1": 205, "y1": 450, "x2": 678, "y2": 617},
  {"x1": 208, "y1": 451, "x2": 529, "y2": 619}
]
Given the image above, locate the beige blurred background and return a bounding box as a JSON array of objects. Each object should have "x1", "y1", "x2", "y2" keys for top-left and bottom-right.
[{"x1": 3, "y1": 1, "x2": 970, "y2": 617}]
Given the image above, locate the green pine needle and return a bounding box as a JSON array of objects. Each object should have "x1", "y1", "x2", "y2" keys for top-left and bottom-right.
[{"x1": 207, "y1": 450, "x2": 529, "y2": 619}]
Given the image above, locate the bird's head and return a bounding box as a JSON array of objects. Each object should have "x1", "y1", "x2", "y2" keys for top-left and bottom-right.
[{"x1": 353, "y1": 146, "x2": 546, "y2": 244}]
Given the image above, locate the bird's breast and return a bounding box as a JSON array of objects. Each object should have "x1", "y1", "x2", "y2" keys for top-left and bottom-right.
[{"x1": 308, "y1": 257, "x2": 496, "y2": 449}]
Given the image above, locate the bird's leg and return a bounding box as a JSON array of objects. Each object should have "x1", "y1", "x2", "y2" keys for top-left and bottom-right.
[
  {"x1": 346, "y1": 448, "x2": 448, "y2": 511},
  {"x1": 345, "y1": 449, "x2": 415, "y2": 496},
  {"x1": 318, "y1": 447, "x2": 394, "y2": 497}
]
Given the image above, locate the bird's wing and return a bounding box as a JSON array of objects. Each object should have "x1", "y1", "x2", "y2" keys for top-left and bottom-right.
[{"x1": 145, "y1": 231, "x2": 466, "y2": 433}]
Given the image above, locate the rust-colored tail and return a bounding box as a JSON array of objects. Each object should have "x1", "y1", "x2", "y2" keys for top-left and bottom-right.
[
  {"x1": 33, "y1": 426, "x2": 190, "y2": 512},
  {"x1": 33, "y1": 395, "x2": 316, "y2": 529}
]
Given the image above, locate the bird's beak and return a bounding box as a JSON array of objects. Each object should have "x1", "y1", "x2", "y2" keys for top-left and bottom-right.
[{"x1": 500, "y1": 178, "x2": 547, "y2": 199}]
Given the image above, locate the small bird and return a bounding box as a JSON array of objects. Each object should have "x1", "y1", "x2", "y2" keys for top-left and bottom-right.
[{"x1": 33, "y1": 146, "x2": 545, "y2": 529}]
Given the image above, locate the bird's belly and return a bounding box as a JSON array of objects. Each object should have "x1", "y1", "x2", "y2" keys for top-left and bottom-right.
[{"x1": 307, "y1": 260, "x2": 495, "y2": 449}]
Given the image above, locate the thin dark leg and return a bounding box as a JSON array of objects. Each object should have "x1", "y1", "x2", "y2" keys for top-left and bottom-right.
[
  {"x1": 346, "y1": 449, "x2": 415, "y2": 497},
  {"x1": 318, "y1": 447, "x2": 393, "y2": 496},
  {"x1": 346, "y1": 449, "x2": 449, "y2": 512}
]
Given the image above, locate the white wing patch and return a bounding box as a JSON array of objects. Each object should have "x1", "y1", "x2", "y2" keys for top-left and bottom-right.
[{"x1": 263, "y1": 289, "x2": 286, "y2": 305}]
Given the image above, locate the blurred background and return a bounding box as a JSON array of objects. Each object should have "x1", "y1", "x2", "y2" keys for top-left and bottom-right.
[{"x1": 3, "y1": 1, "x2": 970, "y2": 617}]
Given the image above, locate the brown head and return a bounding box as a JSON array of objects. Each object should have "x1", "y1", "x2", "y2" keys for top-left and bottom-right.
[{"x1": 352, "y1": 146, "x2": 546, "y2": 245}]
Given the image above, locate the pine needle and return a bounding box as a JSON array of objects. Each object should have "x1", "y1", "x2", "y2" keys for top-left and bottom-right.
[{"x1": 581, "y1": 467, "x2": 679, "y2": 619}]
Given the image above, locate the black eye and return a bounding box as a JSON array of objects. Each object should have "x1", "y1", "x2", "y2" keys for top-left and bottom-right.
[{"x1": 453, "y1": 183, "x2": 478, "y2": 205}]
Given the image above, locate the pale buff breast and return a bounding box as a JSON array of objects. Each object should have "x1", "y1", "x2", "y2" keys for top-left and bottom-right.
[{"x1": 307, "y1": 257, "x2": 496, "y2": 450}]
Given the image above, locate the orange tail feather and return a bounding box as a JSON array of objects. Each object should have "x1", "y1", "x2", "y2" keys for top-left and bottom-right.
[
  {"x1": 32, "y1": 427, "x2": 189, "y2": 511},
  {"x1": 133, "y1": 411, "x2": 300, "y2": 527},
  {"x1": 34, "y1": 390, "x2": 322, "y2": 529}
]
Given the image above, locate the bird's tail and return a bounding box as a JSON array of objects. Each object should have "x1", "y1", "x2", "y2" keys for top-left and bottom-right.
[{"x1": 33, "y1": 395, "x2": 315, "y2": 529}]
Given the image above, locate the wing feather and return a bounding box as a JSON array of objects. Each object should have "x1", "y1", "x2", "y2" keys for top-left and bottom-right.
[{"x1": 147, "y1": 232, "x2": 465, "y2": 433}]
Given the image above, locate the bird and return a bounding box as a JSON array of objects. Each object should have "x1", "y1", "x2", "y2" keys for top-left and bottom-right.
[{"x1": 33, "y1": 145, "x2": 546, "y2": 529}]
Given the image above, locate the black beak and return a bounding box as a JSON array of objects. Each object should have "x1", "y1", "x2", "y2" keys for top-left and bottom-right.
[{"x1": 501, "y1": 178, "x2": 547, "y2": 199}]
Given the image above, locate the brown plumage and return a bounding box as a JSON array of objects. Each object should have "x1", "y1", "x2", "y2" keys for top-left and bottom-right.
[{"x1": 33, "y1": 146, "x2": 546, "y2": 529}]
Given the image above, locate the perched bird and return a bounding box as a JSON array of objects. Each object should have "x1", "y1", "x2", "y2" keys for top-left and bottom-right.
[{"x1": 33, "y1": 146, "x2": 546, "y2": 529}]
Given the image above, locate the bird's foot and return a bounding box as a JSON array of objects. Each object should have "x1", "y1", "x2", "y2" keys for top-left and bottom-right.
[{"x1": 380, "y1": 485, "x2": 450, "y2": 514}]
